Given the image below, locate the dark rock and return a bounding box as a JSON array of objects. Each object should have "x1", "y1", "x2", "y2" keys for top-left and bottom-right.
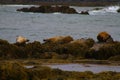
[
  {"x1": 17, "y1": 5, "x2": 78, "y2": 14},
  {"x1": 117, "y1": 9, "x2": 120, "y2": 12},
  {"x1": 93, "y1": 7, "x2": 103, "y2": 10},
  {"x1": 80, "y1": 10, "x2": 89, "y2": 15},
  {"x1": 70, "y1": 38, "x2": 95, "y2": 48},
  {"x1": 17, "y1": 8, "x2": 29, "y2": 12}
]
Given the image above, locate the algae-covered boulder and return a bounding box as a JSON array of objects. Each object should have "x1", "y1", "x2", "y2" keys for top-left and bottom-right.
[
  {"x1": 70, "y1": 38, "x2": 95, "y2": 48},
  {"x1": 88, "y1": 42, "x2": 120, "y2": 60},
  {"x1": 0, "y1": 62, "x2": 28, "y2": 80},
  {"x1": 97, "y1": 31, "x2": 113, "y2": 42},
  {"x1": 108, "y1": 55, "x2": 120, "y2": 61},
  {"x1": 0, "y1": 39, "x2": 9, "y2": 45}
]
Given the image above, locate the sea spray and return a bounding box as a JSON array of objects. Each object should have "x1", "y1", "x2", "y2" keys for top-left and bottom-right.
[{"x1": 89, "y1": 6, "x2": 120, "y2": 15}]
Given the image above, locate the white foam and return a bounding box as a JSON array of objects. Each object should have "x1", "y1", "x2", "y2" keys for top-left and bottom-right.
[
  {"x1": 89, "y1": 6, "x2": 120, "y2": 15},
  {"x1": 104, "y1": 6, "x2": 120, "y2": 13},
  {"x1": 53, "y1": 12, "x2": 62, "y2": 14}
]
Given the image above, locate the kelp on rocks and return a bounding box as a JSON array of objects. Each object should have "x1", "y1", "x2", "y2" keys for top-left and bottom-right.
[
  {"x1": 0, "y1": 33, "x2": 120, "y2": 60},
  {"x1": 0, "y1": 38, "x2": 120, "y2": 60}
]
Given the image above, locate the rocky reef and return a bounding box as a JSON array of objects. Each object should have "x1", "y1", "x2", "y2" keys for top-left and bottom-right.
[
  {"x1": 0, "y1": 32, "x2": 120, "y2": 60},
  {"x1": 17, "y1": 5, "x2": 78, "y2": 14}
]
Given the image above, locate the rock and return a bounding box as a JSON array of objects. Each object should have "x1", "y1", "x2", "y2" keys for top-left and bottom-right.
[
  {"x1": 90, "y1": 43, "x2": 106, "y2": 51},
  {"x1": 97, "y1": 31, "x2": 113, "y2": 43},
  {"x1": 70, "y1": 38, "x2": 95, "y2": 47},
  {"x1": 17, "y1": 8, "x2": 29, "y2": 12},
  {"x1": 43, "y1": 36, "x2": 73, "y2": 44},
  {"x1": 80, "y1": 11, "x2": 89, "y2": 15},
  {"x1": 17, "y1": 5, "x2": 78, "y2": 14},
  {"x1": 93, "y1": 7, "x2": 103, "y2": 10},
  {"x1": 117, "y1": 9, "x2": 120, "y2": 12}
]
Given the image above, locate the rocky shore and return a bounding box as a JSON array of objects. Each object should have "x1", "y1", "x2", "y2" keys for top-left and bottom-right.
[
  {"x1": 0, "y1": 32, "x2": 120, "y2": 80},
  {"x1": 0, "y1": 61, "x2": 120, "y2": 80},
  {"x1": 0, "y1": 31, "x2": 120, "y2": 61}
]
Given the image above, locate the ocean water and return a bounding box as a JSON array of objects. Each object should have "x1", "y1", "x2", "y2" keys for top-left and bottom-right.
[
  {"x1": 45, "y1": 63, "x2": 120, "y2": 73},
  {"x1": 0, "y1": 5, "x2": 120, "y2": 43}
]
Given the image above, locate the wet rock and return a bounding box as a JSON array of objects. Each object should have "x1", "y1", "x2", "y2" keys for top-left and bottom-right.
[
  {"x1": 17, "y1": 5, "x2": 78, "y2": 14},
  {"x1": 117, "y1": 9, "x2": 120, "y2": 12},
  {"x1": 80, "y1": 11, "x2": 89, "y2": 15},
  {"x1": 90, "y1": 43, "x2": 108, "y2": 51},
  {"x1": 93, "y1": 7, "x2": 103, "y2": 10},
  {"x1": 97, "y1": 31, "x2": 113, "y2": 43},
  {"x1": 17, "y1": 8, "x2": 29, "y2": 12},
  {"x1": 88, "y1": 42, "x2": 120, "y2": 60},
  {"x1": 70, "y1": 38, "x2": 95, "y2": 47}
]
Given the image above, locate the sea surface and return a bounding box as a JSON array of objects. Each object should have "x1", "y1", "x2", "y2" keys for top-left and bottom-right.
[
  {"x1": 0, "y1": 5, "x2": 120, "y2": 43},
  {"x1": 45, "y1": 63, "x2": 120, "y2": 73}
]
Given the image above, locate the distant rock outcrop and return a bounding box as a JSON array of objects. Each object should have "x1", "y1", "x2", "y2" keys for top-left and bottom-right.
[{"x1": 17, "y1": 5, "x2": 78, "y2": 14}]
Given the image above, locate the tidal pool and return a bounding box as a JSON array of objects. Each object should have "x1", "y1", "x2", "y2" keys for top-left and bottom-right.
[{"x1": 45, "y1": 63, "x2": 120, "y2": 73}]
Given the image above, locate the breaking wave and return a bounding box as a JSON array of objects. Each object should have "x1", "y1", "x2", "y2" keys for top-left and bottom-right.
[
  {"x1": 89, "y1": 6, "x2": 120, "y2": 15},
  {"x1": 53, "y1": 12, "x2": 62, "y2": 14}
]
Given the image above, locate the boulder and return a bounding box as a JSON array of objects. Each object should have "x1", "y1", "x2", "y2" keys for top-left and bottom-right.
[
  {"x1": 97, "y1": 31, "x2": 113, "y2": 43},
  {"x1": 117, "y1": 9, "x2": 120, "y2": 12},
  {"x1": 70, "y1": 38, "x2": 95, "y2": 47},
  {"x1": 80, "y1": 11, "x2": 89, "y2": 15}
]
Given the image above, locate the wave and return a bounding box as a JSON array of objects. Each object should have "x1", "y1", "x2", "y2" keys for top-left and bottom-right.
[
  {"x1": 53, "y1": 12, "x2": 62, "y2": 14},
  {"x1": 89, "y1": 6, "x2": 120, "y2": 15}
]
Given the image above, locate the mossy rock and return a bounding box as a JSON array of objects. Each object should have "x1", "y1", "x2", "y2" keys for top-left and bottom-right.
[
  {"x1": 108, "y1": 55, "x2": 120, "y2": 61},
  {"x1": 0, "y1": 62, "x2": 28, "y2": 80},
  {"x1": 0, "y1": 39, "x2": 9, "y2": 45}
]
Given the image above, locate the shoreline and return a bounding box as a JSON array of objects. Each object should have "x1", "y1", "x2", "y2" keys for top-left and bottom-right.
[
  {"x1": 0, "y1": 60, "x2": 120, "y2": 80},
  {"x1": 1, "y1": 59, "x2": 120, "y2": 66}
]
